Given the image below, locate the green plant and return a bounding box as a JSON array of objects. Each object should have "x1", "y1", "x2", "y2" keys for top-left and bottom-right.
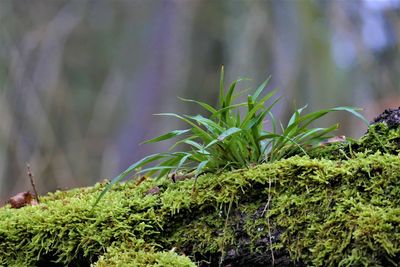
[{"x1": 94, "y1": 67, "x2": 368, "y2": 206}]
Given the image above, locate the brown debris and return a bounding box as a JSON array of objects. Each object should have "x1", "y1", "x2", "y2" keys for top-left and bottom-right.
[
  {"x1": 169, "y1": 172, "x2": 195, "y2": 183},
  {"x1": 319, "y1": 135, "x2": 346, "y2": 146},
  {"x1": 135, "y1": 176, "x2": 148, "y2": 186},
  {"x1": 8, "y1": 191, "x2": 38, "y2": 209},
  {"x1": 145, "y1": 186, "x2": 160, "y2": 196}
]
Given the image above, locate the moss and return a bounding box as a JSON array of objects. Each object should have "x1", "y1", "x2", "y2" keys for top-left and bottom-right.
[
  {"x1": 93, "y1": 242, "x2": 195, "y2": 267},
  {"x1": 268, "y1": 153, "x2": 400, "y2": 266},
  {"x1": 0, "y1": 124, "x2": 400, "y2": 266},
  {"x1": 308, "y1": 123, "x2": 400, "y2": 160}
]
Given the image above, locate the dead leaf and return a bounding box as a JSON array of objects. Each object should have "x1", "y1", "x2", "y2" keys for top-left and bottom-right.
[
  {"x1": 145, "y1": 186, "x2": 160, "y2": 195},
  {"x1": 168, "y1": 172, "x2": 195, "y2": 182},
  {"x1": 319, "y1": 135, "x2": 346, "y2": 146},
  {"x1": 135, "y1": 176, "x2": 147, "y2": 186},
  {"x1": 8, "y1": 191, "x2": 37, "y2": 209}
]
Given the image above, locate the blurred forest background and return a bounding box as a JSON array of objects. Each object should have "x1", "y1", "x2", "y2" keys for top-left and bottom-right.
[{"x1": 1, "y1": 0, "x2": 400, "y2": 202}]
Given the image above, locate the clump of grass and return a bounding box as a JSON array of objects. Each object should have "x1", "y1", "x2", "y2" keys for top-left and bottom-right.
[{"x1": 94, "y1": 67, "x2": 368, "y2": 206}]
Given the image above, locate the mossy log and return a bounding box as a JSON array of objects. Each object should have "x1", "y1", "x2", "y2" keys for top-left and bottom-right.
[{"x1": 1, "y1": 123, "x2": 400, "y2": 266}]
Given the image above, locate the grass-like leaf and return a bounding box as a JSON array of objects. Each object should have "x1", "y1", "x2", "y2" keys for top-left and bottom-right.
[{"x1": 143, "y1": 129, "x2": 191, "y2": 144}]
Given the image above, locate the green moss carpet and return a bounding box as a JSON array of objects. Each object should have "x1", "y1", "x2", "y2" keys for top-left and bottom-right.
[{"x1": 1, "y1": 123, "x2": 399, "y2": 266}]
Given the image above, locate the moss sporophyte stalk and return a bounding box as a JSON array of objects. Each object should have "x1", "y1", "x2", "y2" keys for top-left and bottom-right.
[{"x1": 2, "y1": 69, "x2": 399, "y2": 266}]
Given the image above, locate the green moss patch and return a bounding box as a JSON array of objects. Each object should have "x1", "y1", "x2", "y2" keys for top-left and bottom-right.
[
  {"x1": 0, "y1": 124, "x2": 400, "y2": 266},
  {"x1": 93, "y1": 242, "x2": 195, "y2": 267}
]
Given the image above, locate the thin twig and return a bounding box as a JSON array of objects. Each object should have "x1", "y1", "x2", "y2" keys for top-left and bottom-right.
[
  {"x1": 191, "y1": 176, "x2": 198, "y2": 193},
  {"x1": 219, "y1": 193, "x2": 234, "y2": 267},
  {"x1": 261, "y1": 177, "x2": 275, "y2": 265},
  {"x1": 261, "y1": 178, "x2": 272, "y2": 217},
  {"x1": 26, "y1": 164, "x2": 40, "y2": 204}
]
